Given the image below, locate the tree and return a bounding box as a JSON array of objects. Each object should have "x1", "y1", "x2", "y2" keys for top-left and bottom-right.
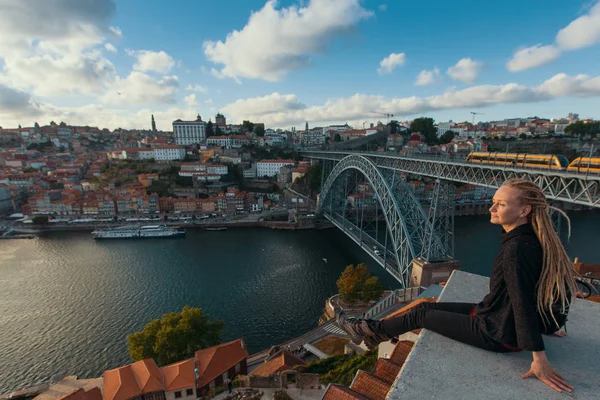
[
  {"x1": 439, "y1": 130, "x2": 457, "y2": 144},
  {"x1": 388, "y1": 120, "x2": 399, "y2": 134},
  {"x1": 336, "y1": 263, "x2": 384, "y2": 303},
  {"x1": 206, "y1": 121, "x2": 214, "y2": 137},
  {"x1": 334, "y1": 133, "x2": 342, "y2": 142},
  {"x1": 254, "y1": 125, "x2": 265, "y2": 137},
  {"x1": 410, "y1": 117, "x2": 437, "y2": 145},
  {"x1": 519, "y1": 133, "x2": 528, "y2": 140},
  {"x1": 564, "y1": 121, "x2": 600, "y2": 138},
  {"x1": 242, "y1": 120, "x2": 254, "y2": 133},
  {"x1": 128, "y1": 306, "x2": 224, "y2": 366},
  {"x1": 215, "y1": 126, "x2": 223, "y2": 136}
]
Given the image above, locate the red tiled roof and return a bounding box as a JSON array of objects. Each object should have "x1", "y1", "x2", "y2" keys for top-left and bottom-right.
[
  {"x1": 195, "y1": 339, "x2": 248, "y2": 388},
  {"x1": 322, "y1": 385, "x2": 370, "y2": 400},
  {"x1": 103, "y1": 359, "x2": 163, "y2": 400},
  {"x1": 161, "y1": 358, "x2": 196, "y2": 392},
  {"x1": 58, "y1": 388, "x2": 103, "y2": 400},
  {"x1": 350, "y1": 371, "x2": 390, "y2": 400},
  {"x1": 249, "y1": 350, "x2": 306, "y2": 377},
  {"x1": 373, "y1": 358, "x2": 401, "y2": 385},
  {"x1": 257, "y1": 159, "x2": 295, "y2": 164},
  {"x1": 389, "y1": 340, "x2": 414, "y2": 366}
]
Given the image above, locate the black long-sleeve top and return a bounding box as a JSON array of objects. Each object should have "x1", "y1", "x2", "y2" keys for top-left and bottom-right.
[{"x1": 475, "y1": 223, "x2": 546, "y2": 352}]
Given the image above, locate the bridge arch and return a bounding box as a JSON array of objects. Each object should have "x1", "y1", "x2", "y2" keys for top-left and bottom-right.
[{"x1": 318, "y1": 155, "x2": 437, "y2": 285}]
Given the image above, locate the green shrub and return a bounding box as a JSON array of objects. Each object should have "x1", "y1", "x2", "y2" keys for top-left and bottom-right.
[{"x1": 305, "y1": 351, "x2": 377, "y2": 386}]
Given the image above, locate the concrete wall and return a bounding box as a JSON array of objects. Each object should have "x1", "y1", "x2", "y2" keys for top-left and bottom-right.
[{"x1": 390, "y1": 270, "x2": 600, "y2": 400}]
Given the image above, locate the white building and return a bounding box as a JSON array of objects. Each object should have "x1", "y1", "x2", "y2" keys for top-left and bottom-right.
[
  {"x1": 125, "y1": 147, "x2": 154, "y2": 160},
  {"x1": 179, "y1": 163, "x2": 228, "y2": 176},
  {"x1": 173, "y1": 115, "x2": 206, "y2": 146},
  {"x1": 153, "y1": 145, "x2": 186, "y2": 161},
  {"x1": 161, "y1": 359, "x2": 197, "y2": 400},
  {"x1": 256, "y1": 159, "x2": 295, "y2": 178},
  {"x1": 437, "y1": 122, "x2": 453, "y2": 137}
]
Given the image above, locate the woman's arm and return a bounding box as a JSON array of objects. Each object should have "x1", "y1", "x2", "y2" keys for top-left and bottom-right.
[{"x1": 521, "y1": 351, "x2": 573, "y2": 393}]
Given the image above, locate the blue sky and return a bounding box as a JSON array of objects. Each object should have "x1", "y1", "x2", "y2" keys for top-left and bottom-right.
[{"x1": 1, "y1": 0, "x2": 600, "y2": 130}]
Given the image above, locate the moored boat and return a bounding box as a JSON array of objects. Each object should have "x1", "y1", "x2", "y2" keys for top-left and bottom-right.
[{"x1": 92, "y1": 225, "x2": 185, "y2": 239}]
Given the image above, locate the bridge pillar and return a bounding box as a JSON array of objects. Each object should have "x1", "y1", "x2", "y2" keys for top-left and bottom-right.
[{"x1": 410, "y1": 257, "x2": 462, "y2": 287}]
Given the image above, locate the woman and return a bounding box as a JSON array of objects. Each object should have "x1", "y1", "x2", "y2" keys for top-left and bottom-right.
[{"x1": 335, "y1": 179, "x2": 578, "y2": 393}]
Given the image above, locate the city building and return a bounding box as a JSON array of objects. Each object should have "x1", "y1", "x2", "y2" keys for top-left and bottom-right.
[
  {"x1": 256, "y1": 159, "x2": 295, "y2": 178},
  {"x1": 103, "y1": 359, "x2": 165, "y2": 400},
  {"x1": 161, "y1": 359, "x2": 197, "y2": 400},
  {"x1": 173, "y1": 115, "x2": 206, "y2": 146},
  {"x1": 195, "y1": 339, "x2": 248, "y2": 396},
  {"x1": 153, "y1": 145, "x2": 186, "y2": 161},
  {"x1": 125, "y1": 148, "x2": 154, "y2": 160}
]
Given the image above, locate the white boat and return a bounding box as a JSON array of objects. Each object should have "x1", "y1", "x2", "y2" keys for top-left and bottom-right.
[{"x1": 92, "y1": 225, "x2": 185, "y2": 240}]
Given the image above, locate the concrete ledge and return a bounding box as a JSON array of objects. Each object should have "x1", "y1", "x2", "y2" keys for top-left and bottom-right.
[{"x1": 389, "y1": 270, "x2": 600, "y2": 400}]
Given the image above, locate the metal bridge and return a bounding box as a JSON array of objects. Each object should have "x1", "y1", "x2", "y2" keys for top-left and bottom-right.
[{"x1": 301, "y1": 150, "x2": 600, "y2": 287}]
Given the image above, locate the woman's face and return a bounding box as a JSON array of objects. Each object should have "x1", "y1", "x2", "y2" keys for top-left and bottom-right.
[{"x1": 489, "y1": 186, "x2": 531, "y2": 231}]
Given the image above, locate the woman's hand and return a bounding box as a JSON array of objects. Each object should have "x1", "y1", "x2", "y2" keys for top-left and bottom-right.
[{"x1": 521, "y1": 359, "x2": 573, "y2": 393}]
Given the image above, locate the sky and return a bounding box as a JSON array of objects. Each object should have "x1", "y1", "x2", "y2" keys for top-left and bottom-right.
[{"x1": 1, "y1": 0, "x2": 600, "y2": 131}]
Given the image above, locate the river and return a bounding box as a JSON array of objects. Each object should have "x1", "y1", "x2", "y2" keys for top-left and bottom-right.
[{"x1": 1, "y1": 211, "x2": 598, "y2": 393}]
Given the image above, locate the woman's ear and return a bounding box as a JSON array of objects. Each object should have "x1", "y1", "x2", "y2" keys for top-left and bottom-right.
[{"x1": 521, "y1": 204, "x2": 532, "y2": 218}]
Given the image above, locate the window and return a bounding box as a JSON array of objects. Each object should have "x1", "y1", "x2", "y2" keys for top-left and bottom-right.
[
  {"x1": 174, "y1": 392, "x2": 182, "y2": 399},
  {"x1": 235, "y1": 363, "x2": 240, "y2": 373},
  {"x1": 186, "y1": 389, "x2": 194, "y2": 397},
  {"x1": 209, "y1": 381, "x2": 215, "y2": 390},
  {"x1": 222, "y1": 371, "x2": 228, "y2": 381}
]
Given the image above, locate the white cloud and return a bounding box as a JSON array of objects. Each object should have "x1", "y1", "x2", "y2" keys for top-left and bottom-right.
[
  {"x1": 127, "y1": 50, "x2": 175, "y2": 73},
  {"x1": 377, "y1": 53, "x2": 406, "y2": 75},
  {"x1": 506, "y1": 44, "x2": 561, "y2": 72},
  {"x1": 0, "y1": 0, "x2": 116, "y2": 57},
  {"x1": 102, "y1": 71, "x2": 179, "y2": 105},
  {"x1": 3, "y1": 50, "x2": 116, "y2": 96},
  {"x1": 415, "y1": 67, "x2": 440, "y2": 86},
  {"x1": 447, "y1": 58, "x2": 483, "y2": 84},
  {"x1": 109, "y1": 26, "x2": 122, "y2": 39},
  {"x1": 556, "y1": 2, "x2": 600, "y2": 50},
  {"x1": 0, "y1": 0, "x2": 118, "y2": 97},
  {"x1": 508, "y1": 2, "x2": 600, "y2": 71},
  {"x1": 104, "y1": 43, "x2": 117, "y2": 53},
  {"x1": 379, "y1": 4, "x2": 387, "y2": 12},
  {"x1": 184, "y1": 93, "x2": 198, "y2": 106},
  {"x1": 4, "y1": 72, "x2": 600, "y2": 130},
  {"x1": 185, "y1": 84, "x2": 208, "y2": 94},
  {"x1": 203, "y1": 0, "x2": 373, "y2": 81},
  {"x1": 220, "y1": 73, "x2": 600, "y2": 127},
  {"x1": 0, "y1": 84, "x2": 41, "y2": 115}
]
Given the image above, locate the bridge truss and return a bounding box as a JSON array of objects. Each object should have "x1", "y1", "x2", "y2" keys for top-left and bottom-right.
[
  {"x1": 318, "y1": 155, "x2": 451, "y2": 286},
  {"x1": 305, "y1": 151, "x2": 600, "y2": 208}
]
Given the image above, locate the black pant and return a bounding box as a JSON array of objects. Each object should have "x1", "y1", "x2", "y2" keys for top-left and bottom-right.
[{"x1": 371, "y1": 302, "x2": 515, "y2": 353}]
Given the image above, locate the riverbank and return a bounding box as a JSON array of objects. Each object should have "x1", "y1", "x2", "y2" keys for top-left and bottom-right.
[{"x1": 11, "y1": 219, "x2": 334, "y2": 235}]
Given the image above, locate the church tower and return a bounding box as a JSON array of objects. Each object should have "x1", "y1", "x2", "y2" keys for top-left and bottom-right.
[{"x1": 151, "y1": 115, "x2": 157, "y2": 132}]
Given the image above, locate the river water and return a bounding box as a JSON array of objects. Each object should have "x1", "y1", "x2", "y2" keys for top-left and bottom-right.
[{"x1": 1, "y1": 212, "x2": 598, "y2": 393}]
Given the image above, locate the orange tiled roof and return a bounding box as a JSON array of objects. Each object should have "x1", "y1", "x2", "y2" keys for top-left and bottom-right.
[
  {"x1": 389, "y1": 340, "x2": 414, "y2": 366},
  {"x1": 161, "y1": 358, "x2": 196, "y2": 392},
  {"x1": 322, "y1": 384, "x2": 370, "y2": 400},
  {"x1": 104, "y1": 359, "x2": 163, "y2": 400},
  {"x1": 373, "y1": 358, "x2": 402, "y2": 385},
  {"x1": 195, "y1": 339, "x2": 248, "y2": 388},
  {"x1": 383, "y1": 297, "x2": 437, "y2": 320},
  {"x1": 58, "y1": 388, "x2": 102, "y2": 400},
  {"x1": 249, "y1": 350, "x2": 306, "y2": 377},
  {"x1": 350, "y1": 370, "x2": 390, "y2": 400}
]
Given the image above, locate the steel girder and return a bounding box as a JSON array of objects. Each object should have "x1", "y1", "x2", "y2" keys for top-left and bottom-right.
[
  {"x1": 302, "y1": 151, "x2": 600, "y2": 208},
  {"x1": 318, "y1": 155, "x2": 446, "y2": 286}
]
